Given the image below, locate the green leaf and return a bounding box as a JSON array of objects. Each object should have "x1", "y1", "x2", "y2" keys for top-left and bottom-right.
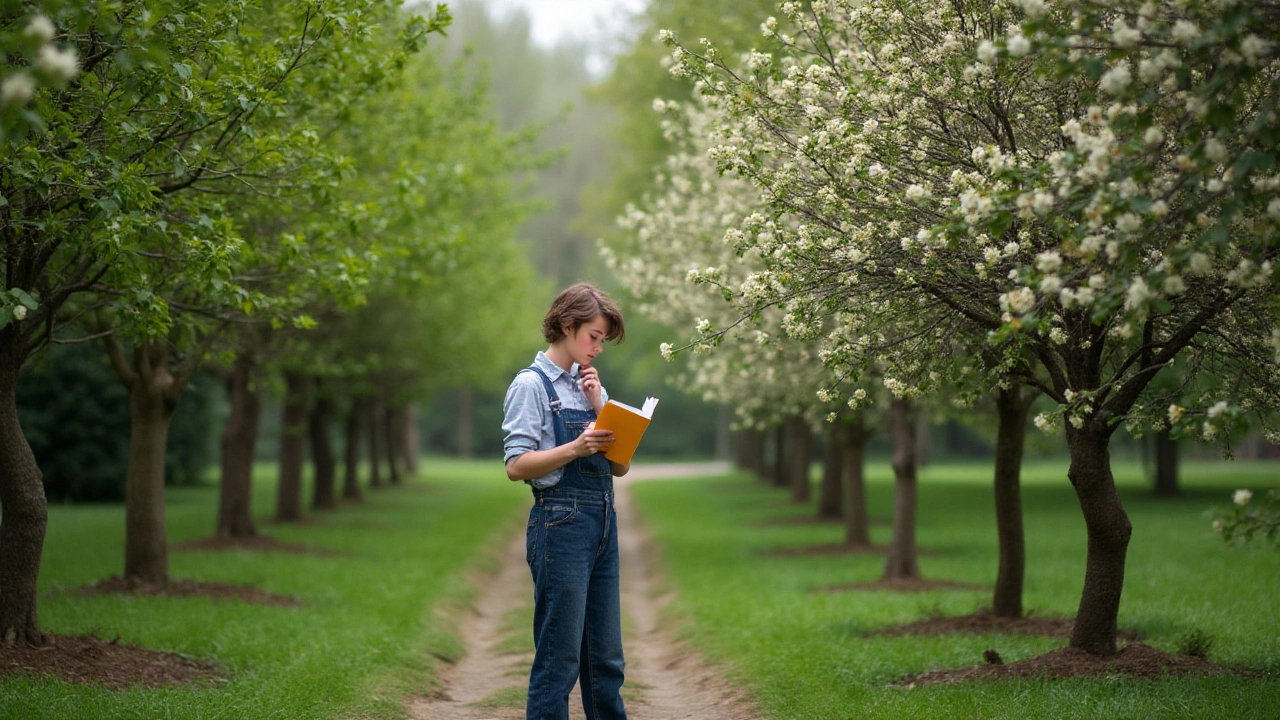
[{"x1": 9, "y1": 288, "x2": 38, "y2": 310}]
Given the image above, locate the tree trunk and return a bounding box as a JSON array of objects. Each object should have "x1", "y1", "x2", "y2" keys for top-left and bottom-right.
[
  {"x1": 458, "y1": 386, "x2": 473, "y2": 459},
  {"x1": 771, "y1": 425, "x2": 787, "y2": 487},
  {"x1": 715, "y1": 405, "x2": 732, "y2": 461},
  {"x1": 992, "y1": 386, "x2": 1031, "y2": 619},
  {"x1": 310, "y1": 392, "x2": 337, "y2": 511},
  {"x1": 1066, "y1": 427, "x2": 1132, "y2": 656},
  {"x1": 786, "y1": 416, "x2": 812, "y2": 502},
  {"x1": 736, "y1": 429, "x2": 765, "y2": 477},
  {"x1": 217, "y1": 351, "x2": 261, "y2": 538},
  {"x1": 841, "y1": 414, "x2": 871, "y2": 548},
  {"x1": 817, "y1": 422, "x2": 843, "y2": 519},
  {"x1": 403, "y1": 405, "x2": 419, "y2": 474},
  {"x1": 1152, "y1": 427, "x2": 1179, "y2": 496},
  {"x1": 342, "y1": 397, "x2": 363, "y2": 501},
  {"x1": 367, "y1": 398, "x2": 383, "y2": 488},
  {"x1": 385, "y1": 405, "x2": 403, "y2": 486},
  {"x1": 122, "y1": 343, "x2": 179, "y2": 583},
  {"x1": 0, "y1": 349, "x2": 48, "y2": 646},
  {"x1": 883, "y1": 398, "x2": 920, "y2": 580},
  {"x1": 275, "y1": 371, "x2": 311, "y2": 522}
]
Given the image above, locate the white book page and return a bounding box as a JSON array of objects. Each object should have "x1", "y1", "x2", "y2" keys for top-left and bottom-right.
[{"x1": 607, "y1": 397, "x2": 660, "y2": 419}]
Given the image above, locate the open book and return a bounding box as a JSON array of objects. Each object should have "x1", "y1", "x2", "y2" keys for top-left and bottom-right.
[{"x1": 594, "y1": 396, "x2": 659, "y2": 465}]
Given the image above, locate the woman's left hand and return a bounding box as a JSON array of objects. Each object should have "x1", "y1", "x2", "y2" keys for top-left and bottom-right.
[{"x1": 580, "y1": 364, "x2": 603, "y2": 411}]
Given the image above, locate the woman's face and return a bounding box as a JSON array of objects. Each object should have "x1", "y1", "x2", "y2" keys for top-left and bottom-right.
[{"x1": 565, "y1": 315, "x2": 609, "y2": 366}]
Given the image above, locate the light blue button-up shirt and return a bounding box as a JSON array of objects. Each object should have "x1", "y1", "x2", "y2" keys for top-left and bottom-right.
[{"x1": 502, "y1": 351, "x2": 610, "y2": 489}]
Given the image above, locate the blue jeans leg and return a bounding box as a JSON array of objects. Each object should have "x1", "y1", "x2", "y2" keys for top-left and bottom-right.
[
  {"x1": 578, "y1": 506, "x2": 626, "y2": 720},
  {"x1": 526, "y1": 500, "x2": 627, "y2": 720}
]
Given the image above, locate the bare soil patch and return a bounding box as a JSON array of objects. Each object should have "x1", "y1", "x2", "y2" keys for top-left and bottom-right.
[
  {"x1": 762, "y1": 543, "x2": 890, "y2": 557},
  {"x1": 870, "y1": 611, "x2": 1140, "y2": 640},
  {"x1": 0, "y1": 633, "x2": 224, "y2": 690},
  {"x1": 174, "y1": 534, "x2": 346, "y2": 557},
  {"x1": 74, "y1": 576, "x2": 303, "y2": 607},
  {"x1": 820, "y1": 577, "x2": 987, "y2": 593},
  {"x1": 903, "y1": 642, "x2": 1254, "y2": 686}
]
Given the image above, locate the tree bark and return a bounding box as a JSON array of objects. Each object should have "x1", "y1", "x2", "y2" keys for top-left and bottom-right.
[
  {"x1": 458, "y1": 386, "x2": 473, "y2": 459},
  {"x1": 771, "y1": 425, "x2": 787, "y2": 487},
  {"x1": 735, "y1": 429, "x2": 765, "y2": 477},
  {"x1": 367, "y1": 398, "x2": 383, "y2": 488},
  {"x1": 841, "y1": 414, "x2": 871, "y2": 548},
  {"x1": 385, "y1": 404, "x2": 403, "y2": 486},
  {"x1": 0, "y1": 346, "x2": 48, "y2": 646},
  {"x1": 883, "y1": 398, "x2": 920, "y2": 580},
  {"x1": 275, "y1": 371, "x2": 311, "y2": 522},
  {"x1": 116, "y1": 341, "x2": 181, "y2": 583},
  {"x1": 403, "y1": 405, "x2": 419, "y2": 474},
  {"x1": 310, "y1": 391, "x2": 337, "y2": 511},
  {"x1": 216, "y1": 351, "x2": 261, "y2": 538},
  {"x1": 1066, "y1": 427, "x2": 1132, "y2": 656},
  {"x1": 715, "y1": 405, "x2": 732, "y2": 461},
  {"x1": 342, "y1": 397, "x2": 363, "y2": 501},
  {"x1": 817, "y1": 422, "x2": 843, "y2": 519},
  {"x1": 1152, "y1": 427, "x2": 1179, "y2": 496},
  {"x1": 786, "y1": 416, "x2": 812, "y2": 503},
  {"x1": 992, "y1": 386, "x2": 1032, "y2": 618}
]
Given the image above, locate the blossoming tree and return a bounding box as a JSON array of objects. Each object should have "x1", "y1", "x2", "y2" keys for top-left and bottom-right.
[{"x1": 663, "y1": 0, "x2": 1280, "y2": 656}]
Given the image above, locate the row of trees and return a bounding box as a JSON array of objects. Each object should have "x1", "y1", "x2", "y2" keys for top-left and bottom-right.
[
  {"x1": 1, "y1": 0, "x2": 540, "y2": 647},
  {"x1": 607, "y1": 0, "x2": 1279, "y2": 659}
]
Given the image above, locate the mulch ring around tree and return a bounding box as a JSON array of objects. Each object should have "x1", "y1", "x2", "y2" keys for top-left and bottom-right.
[
  {"x1": 173, "y1": 533, "x2": 347, "y2": 557},
  {"x1": 0, "y1": 633, "x2": 225, "y2": 690},
  {"x1": 74, "y1": 576, "x2": 303, "y2": 607},
  {"x1": 870, "y1": 611, "x2": 1141, "y2": 640},
  {"x1": 901, "y1": 642, "x2": 1259, "y2": 686},
  {"x1": 819, "y1": 577, "x2": 987, "y2": 593}
]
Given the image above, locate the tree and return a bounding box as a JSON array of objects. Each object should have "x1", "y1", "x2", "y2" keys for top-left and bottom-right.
[
  {"x1": 0, "y1": 0, "x2": 443, "y2": 642},
  {"x1": 661, "y1": 0, "x2": 1280, "y2": 655}
]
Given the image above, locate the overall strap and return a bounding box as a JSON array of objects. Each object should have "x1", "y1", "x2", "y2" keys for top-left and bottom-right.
[{"x1": 518, "y1": 366, "x2": 562, "y2": 417}]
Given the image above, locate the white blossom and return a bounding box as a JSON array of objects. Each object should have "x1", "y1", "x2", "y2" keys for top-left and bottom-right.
[
  {"x1": 0, "y1": 73, "x2": 35, "y2": 107},
  {"x1": 1268, "y1": 198, "x2": 1280, "y2": 221},
  {"x1": 1163, "y1": 275, "x2": 1186, "y2": 294},
  {"x1": 1001, "y1": 286, "x2": 1036, "y2": 315},
  {"x1": 1115, "y1": 212, "x2": 1142, "y2": 234},
  {"x1": 24, "y1": 15, "x2": 56, "y2": 43},
  {"x1": 1189, "y1": 252, "x2": 1212, "y2": 275},
  {"x1": 1204, "y1": 138, "x2": 1227, "y2": 164},
  {"x1": 1144, "y1": 126, "x2": 1164, "y2": 147},
  {"x1": 977, "y1": 39, "x2": 998, "y2": 65},
  {"x1": 1124, "y1": 276, "x2": 1155, "y2": 314},
  {"x1": 862, "y1": 118, "x2": 879, "y2": 134},
  {"x1": 34, "y1": 44, "x2": 79, "y2": 82},
  {"x1": 659, "y1": 342, "x2": 674, "y2": 361},
  {"x1": 1208, "y1": 400, "x2": 1229, "y2": 418},
  {"x1": 1111, "y1": 18, "x2": 1141, "y2": 49},
  {"x1": 1100, "y1": 64, "x2": 1132, "y2": 95},
  {"x1": 1007, "y1": 33, "x2": 1031, "y2": 57},
  {"x1": 12, "y1": 305, "x2": 28, "y2": 321},
  {"x1": 1168, "y1": 404, "x2": 1184, "y2": 423},
  {"x1": 1239, "y1": 35, "x2": 1272, "y2": 66},
  {"x1": 1233, "y1": 488, "x2": 1253, "y2": 506},
  {"x1": 1171, "y1": 20, "x2": 1201, "y2": 44},
  {"x1": 1037, "y1": 251, "x2": 1063, "y2": 273}
]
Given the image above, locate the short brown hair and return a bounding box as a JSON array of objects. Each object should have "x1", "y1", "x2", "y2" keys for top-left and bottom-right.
[{"x1": 542, "y1": 283, "x2": 625, "y2": 345}]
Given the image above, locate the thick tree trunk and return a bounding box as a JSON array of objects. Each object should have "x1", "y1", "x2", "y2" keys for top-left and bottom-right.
[
  {"x1": 736, "y1": 429, "x2": 765, "y2": 477},
  {"x1": 1152, "y1": 427, "x2": 1179, "y2": 496},
  {"x1": 385, "y1": 405, "x2": 403, "y2": 486},
  {"x1": 275, "y1": 371, "x2": 310, "y2": 522},
  {"x1": 841, "y1": 414, "x2": 871, "y2": 548},
  {"x1": 0, "y1": 350, "x2": 48, "y2": 646},
  {"x1": 771, "y1": 425, "x2": 787, "y2": 487},
  {"x1": 883, "y1": 398, "x2": 920, "y2": 580},
  {"x1": 458, "y1": 386, "x2": 473, "y2": 459},
  {"x1": 1066, "y1": 427, "x2": 1132, "y2": 656},
  {"x1": 217, "y1": 352, "x2": 261, "y2": 538},
  {"x1": 817, "y1": 422, "x2": 843, "y2": 519},
  {"x1": 786, "y1": 416, "x2": 812, "y2": 503},
  {"x1": 992, "y1": 386, "x2": 1031, "y2": 619},
  {"x1": 310, "y1": 392, "x2": 337, "y2": 511},
  {"x1": 123, "y1": 345, "x2": 179, "y2": 583},
  {"x1": 342, "y1": 398, "x2": 363, "y2": 501},
  {"x1": 403, "y1": 405, "x2": 419, "y2": 474},
  {"x1": 367, "y1": 398, "x2": 383, "y2": 488}
]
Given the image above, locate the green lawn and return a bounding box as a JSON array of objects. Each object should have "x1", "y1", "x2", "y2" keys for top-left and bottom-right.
[
  {"x1": 630, "y1": 459, "x2": 1280, "y2": 720},
  {"x1": 0, "y1": 458, "x2": 527, "y2": 720}
]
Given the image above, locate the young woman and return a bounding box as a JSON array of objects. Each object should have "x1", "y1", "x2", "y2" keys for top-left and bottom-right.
[{"x1": 502, "y1": 283, "x2": 630, "y2": 720}]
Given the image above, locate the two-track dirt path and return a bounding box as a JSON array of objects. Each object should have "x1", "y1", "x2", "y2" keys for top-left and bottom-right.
[{"x1": 409, "y1": 462, "x2": 757, "y2": 720}]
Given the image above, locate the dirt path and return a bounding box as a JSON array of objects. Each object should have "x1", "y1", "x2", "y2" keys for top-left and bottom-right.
[{"x1": 409, "y1": 462, "x2": 755, "y2": 720}]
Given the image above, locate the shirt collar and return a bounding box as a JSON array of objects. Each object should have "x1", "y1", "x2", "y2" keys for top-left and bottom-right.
[{"x1": 534, "y1": 350, "x2": 578, "y2": 383}]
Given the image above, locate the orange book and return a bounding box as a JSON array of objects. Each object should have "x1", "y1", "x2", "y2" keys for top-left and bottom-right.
[{"x1": 594, "y1": 396, "x2": 659, "y2": 465}]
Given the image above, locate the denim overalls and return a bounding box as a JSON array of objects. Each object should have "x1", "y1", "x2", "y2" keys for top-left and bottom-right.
[{"x1": 520, "y1": 365, "x2": 627, "y2": 720}]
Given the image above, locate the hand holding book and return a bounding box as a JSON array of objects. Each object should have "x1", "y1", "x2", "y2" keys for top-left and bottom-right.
[{"x1": 592, "y1": 396, "x2": 659, "y2": 465}]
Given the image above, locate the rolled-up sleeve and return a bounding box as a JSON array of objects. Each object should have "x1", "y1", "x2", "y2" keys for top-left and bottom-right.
[{"x1": 503, "y1": 374, "x2": 544, "y2": 464}]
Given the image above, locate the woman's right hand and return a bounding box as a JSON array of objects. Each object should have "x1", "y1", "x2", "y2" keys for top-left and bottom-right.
[{"x1": 573, "y1": 422, "x2": 614, "y2": 457}]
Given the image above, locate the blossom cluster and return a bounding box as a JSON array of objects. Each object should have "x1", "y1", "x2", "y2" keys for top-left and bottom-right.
[{"x1": 1, "y1": 14, "x2": 80, "y2": 111}]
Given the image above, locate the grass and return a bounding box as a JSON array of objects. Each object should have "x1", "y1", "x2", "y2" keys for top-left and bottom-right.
[
  {"x1": 0, "y1": 458, "x2": 528, "y2": 720},
  {"x1": 630, "y1": 459, "x2": 1280, "y2": 720}
]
